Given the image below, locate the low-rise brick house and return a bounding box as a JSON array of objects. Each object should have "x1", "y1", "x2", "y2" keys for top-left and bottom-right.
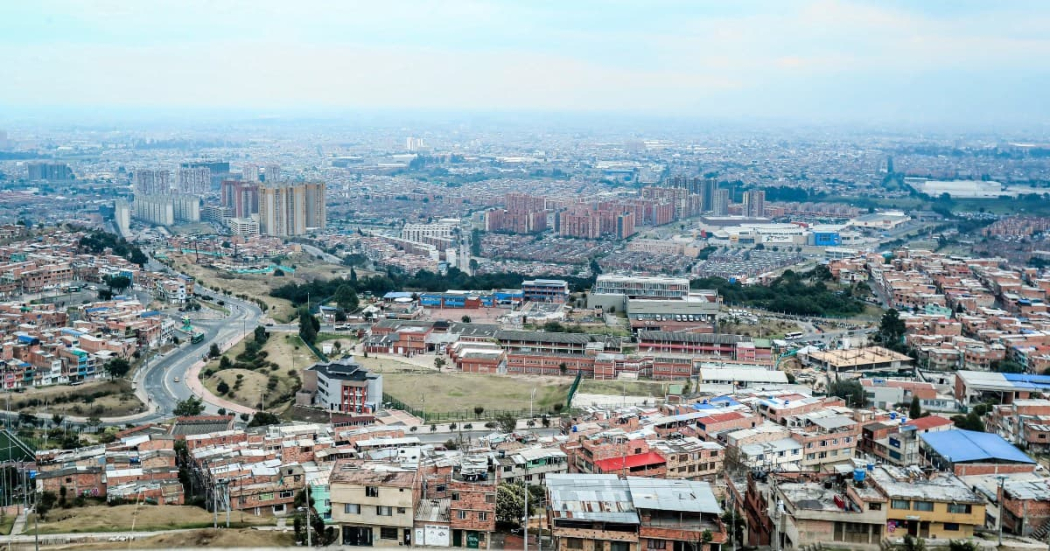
[{"x1": 650, "y1": 437, "x2": 725, "y2": 481}]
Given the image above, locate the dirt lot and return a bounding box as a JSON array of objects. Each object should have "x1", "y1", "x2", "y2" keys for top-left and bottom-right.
[
  {"x1": 202, "y1": 331, "x2": 316, "y2": 412},
  {"x1": 718, "y1": 318, "x2": 803, "y2": 339},
  {"x1": 7, "y1": 379, "x2": 144, "y2": 417},
  {"x1": 34, "y1": 504, "x2": 275, "y2": 534},
  {"x1": 52, "y1": 529, "x2": 294, "y2": 550}
]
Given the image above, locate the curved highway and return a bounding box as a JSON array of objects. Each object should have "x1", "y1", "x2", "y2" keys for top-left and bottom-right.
[{"x1": 133, "y1": 291, "x2": 262, "y2": 423}]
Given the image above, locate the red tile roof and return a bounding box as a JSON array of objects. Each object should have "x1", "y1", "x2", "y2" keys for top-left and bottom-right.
[
  {"x1": 593, "y1": 452, "x2": 666, "y2": 472},
  {"x1": 904, "y1": 416, "x2": 953, "y2": 431}
]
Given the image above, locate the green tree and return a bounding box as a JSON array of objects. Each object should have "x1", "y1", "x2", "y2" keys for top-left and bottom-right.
[
  {"x1": 333, "y1": 284, "x2": 359, "y2": 312},
  {"x1": 434, "y1": 357, "x2": 446, "y2": 372},
  {"x1": 248, "y1": 411, "x2": 280, "y2": 427},
  {"x1": 474, "y1": 406, "x2": 484, "y2": 419},
  {"x1": 208, "y1": 343, "x2": 221, "y2": 358},
  {"x1": 299, "y1": 308, "x2": 318, "y2": 345},
  {"x1": 828, "y1": 379, "x2": 866, "y2": 407},
  {"x1": 217, "y1": 381, "x2": 230, "y2": 395},
  {"x1": 104, "y1": 357, "x2": 131, "y2": 379},
  {"x1": 495, "y1": 412, "x2": 518, "y2": 433},
  {"x1": 878, "y1": 309, "x2": 906, "y2": 347},
  {"x1": 909, "y1": 396, "x2": 922, "y2": 419},
  {"x1": 461, "y1": 315, "x2": 471, "y2": 323},
  {"x1": 103, "y1": 275, "x2": 132, "y2": 294},
  {"x1": 219, "y1": 356, "x2": 232, "y2": 370},
  {"x1": 173, "y1": 397, "x2": 205, "y2": 416}
]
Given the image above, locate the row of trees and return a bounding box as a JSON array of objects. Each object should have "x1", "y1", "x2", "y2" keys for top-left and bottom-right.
[{"x1": 692, "y1": 270, "x2": 867, "y2": 318}]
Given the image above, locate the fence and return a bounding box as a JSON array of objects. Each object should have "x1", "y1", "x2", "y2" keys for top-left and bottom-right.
[{"x1": 382, "y1": 394, "x2": 563, "y2": 425}]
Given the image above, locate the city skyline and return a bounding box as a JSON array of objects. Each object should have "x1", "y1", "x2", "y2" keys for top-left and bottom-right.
[{"x1": 2, "y1": 0, "x2": 1049, "y2": 126}]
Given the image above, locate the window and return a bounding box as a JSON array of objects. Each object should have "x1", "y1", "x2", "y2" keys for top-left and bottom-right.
[
  {"x1": 344, "y1": 504, "x2": 360, "y2": 514},
  {"x1": 279, "y1": 490, "x2": 294, "y2": 499},
  {"x1": 891, "y1": 500, "x2": 910, "y2": 510},
  {"x1": 710, "y1": 450, "x2": 718, "y2": 457},
  {"x1": 611, "y1": 543, "x2": 630, "y2": 551},
  {"x1": 943, "y1": 523, "x2": 960, "y2": 531},
  {"x1": 458, "y1": 510, "x2": 468, "y2": 520},
  {"x1": 436, "y1": 484, "x2": 447, "y2": 492},
  {"x1": 486, "y1": 494, "x2": 496, "y2": 503},
  {"x1": 566, "y1": 539, "x2": 584, "y2": 550},
  {"x1": 948, "y1": 504, "x2": 972, "y2": 514},
  {"x1": 869, "y1": 503, "x2": 882, "y2": 511},
  {"x1": 648, "y1": 540, "x2": 668, "y2": 550},
  {"x1": 365, "y1": 486, "x2": 379, "y2": 498},
  {"x1": 397, "y1": 507, "x2": 406, "y2": 514},
  {"x1": 380, "y1": 527, "x2": 399, "y2": 540},
  {"x1": 377, "y1": 506, "x2": 393, "y2": 516},
  {"x1": 452, "y1": 492, "x2": 460, "y2": 501},
  {"x1": 913, "y1": 501, "x2": 934, "y2": 512},
  {"x1": 479, "y1": 512, "x2": 488, "y2": 521}
]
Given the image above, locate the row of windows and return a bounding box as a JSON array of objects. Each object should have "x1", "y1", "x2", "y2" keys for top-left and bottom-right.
[
  {"x1": 889, "y1": 500, "x2": 971, "y2": 514},
  {"x1": 805, "y1": 437, "x2": 853, "y2": 448},
  {"x1": 343, "y1": 504, "x2": 407, "y2": 516}
]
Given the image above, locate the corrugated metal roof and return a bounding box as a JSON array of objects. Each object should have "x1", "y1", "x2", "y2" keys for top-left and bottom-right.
[{"x1": 921, "y1": 429, "x2": 1035, "y2": 464}]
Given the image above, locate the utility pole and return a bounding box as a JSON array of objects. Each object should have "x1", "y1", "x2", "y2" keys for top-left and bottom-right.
[
  {"x1": 530, "y1": 388, "x2": 536, "y2": 419},
  {"x1": 523, "y1": 464, "x2": 529, "y2": 551},
  {"x1": 998, "y1": 475, "x2": 1007, "y2": 546},
  {"x1": 304, "y1": 485, "x2": 313, "y2": 547}
]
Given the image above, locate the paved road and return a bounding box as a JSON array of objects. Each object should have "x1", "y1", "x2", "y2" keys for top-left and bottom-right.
[
  {"x1": 0, "y1": 278, "x2": 263, "y2": 427},
  {"x1": 301, "y1": 243, "x2": 341, "y2": 265},
  {"x1": 134, "y1": 292, "x2": 262, "y2": 422}
]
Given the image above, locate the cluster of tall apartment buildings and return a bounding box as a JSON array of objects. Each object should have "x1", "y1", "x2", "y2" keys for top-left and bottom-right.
[
  {"x1": 133, "y1": 167, "x2": 212, "y2": 196},
  {"x1": 483, "y1": 178, "x2": 749, "y2": 240},
  {"x1": 212, "y1": 179, "x2": 326, "y2": 237}
]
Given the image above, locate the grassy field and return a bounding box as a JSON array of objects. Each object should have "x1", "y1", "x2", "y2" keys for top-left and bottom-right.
[
  {"x1": 173, "y1": 251, "x2": 354, "y2": 323},
  {"x1": 6, "y1": 379, "x2": 145, "y2": 417},
  {"x1": 33, "y1": 504, "x2": 276, "y2": 534},
  {"x1": 0, "y1": 512, "x2": 14, "y2": 535},
  {"x1": 382, "y1": 368, "x2": 673, "y2": 417},
  {"x1": 201, "y1": 331, "x2": 315, "y2": 412}
]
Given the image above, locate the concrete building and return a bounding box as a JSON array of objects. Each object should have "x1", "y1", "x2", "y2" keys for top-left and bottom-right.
[
  {"x1": 589, "y1": 274, "x2": 691, "y2": 310},
  {"x1": 27, "y1": 162, "x2": 73, "y2": 181},
  {"x1": 114, "y1": 199, "x2": 131, "y2": 235},
  {"x1": 868, "y1": 465, "x2": 985, "y2": 539},
  {"x1": 134, "y1": 169, "x2": 171, "y2": 195},
  {"x1": 522, "y1": 279, "x2": 570, "y2": 303},
  {"x1": 330, "y1": 462, "x2": 417, "y2": 547},
  {"x1": 227, "y1": 217, "x2": 259, "y2": 237},
  {"x1": 743, "y1": 190, "x2": 765, "y2": 218},
  {"x1": 302, "y1": 357, "x2": 383, "y2": 414},
  {"x1": 258, "y1": 181, "x2": 326, "y2": 236},
  {"x1": 132, "y1": 195, "x2": 174, "y2": 226},
  {"x1": 176, "y1": 167, "x2": 210, "y2": 195},
  {"x1": 220, "y1": 180, "x2": 259, "y2": 218},
  {"x1": 712, "y1": 189, "x2": 730, "y2": 216}
]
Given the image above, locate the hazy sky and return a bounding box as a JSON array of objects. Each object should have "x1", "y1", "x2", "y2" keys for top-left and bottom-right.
[{"x1": 2, "y1": 0, "x2": 1048, "y2": 125}]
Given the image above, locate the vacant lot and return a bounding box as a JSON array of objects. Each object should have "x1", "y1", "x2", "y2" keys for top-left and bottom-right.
[
  {"x1": 34, "y1": 504, "x2": 275, "y2": 534},
  {"x1": 7, "y1": 379, "x2": 144, "y2": 417},
  {"x1": 201, "y1": 331, "x2": 314, "y2": 412},
  {"x1": 383, "y1": 367, "x2": 671, "y2": 418},
  {"x1": 56, "y1": 528, "x2": 295, "y2": 550},
  {"x1": 174, "y1": 251, "x2": 354, "y2": 323},
  {"x1": 718, "y1": 318, "x2": 802, "y2": 339},
  {"x1": 173, "y1": 256, "x2": 295, "y2": 322}
]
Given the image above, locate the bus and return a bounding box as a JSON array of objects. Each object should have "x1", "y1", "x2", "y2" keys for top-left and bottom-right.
[
  {"x1": 190, "y1": 332, "x2": 205, "y2": 344},
  {"x1": 785, "y1": 331, "x2": 804, "y2": 340}
]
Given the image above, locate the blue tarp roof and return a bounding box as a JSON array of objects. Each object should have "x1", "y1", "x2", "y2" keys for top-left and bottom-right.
[
  {"x1": 140, "y1": 310, "x2": 161, "y2": 318},
  {"x1": 921, "y1": 429, "x2": 1034, "y2": 465},
  {"x1": 1001, "y1": 373, "x2": 1050, "y2": 391},
  {"x1": 84, "y1": 307, "x2": 109, "y2": 313}
]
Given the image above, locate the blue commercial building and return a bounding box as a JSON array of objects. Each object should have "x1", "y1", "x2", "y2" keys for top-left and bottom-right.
[{"x1": 812, "y1": 231, "x2": 841, "y2": 247}]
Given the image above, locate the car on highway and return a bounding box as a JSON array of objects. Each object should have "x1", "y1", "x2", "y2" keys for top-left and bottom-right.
[{"x1": 173, "y1": 377, "x2": 180, "y2": 383}]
